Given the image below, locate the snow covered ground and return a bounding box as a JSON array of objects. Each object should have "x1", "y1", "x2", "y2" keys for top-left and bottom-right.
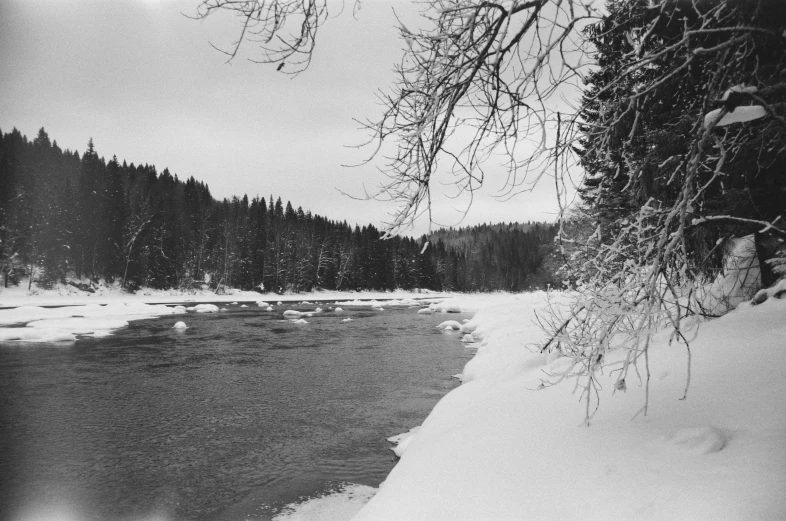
[
  {"x1": 275, "y1": 292, "x2": 786, "y2": 520},
  {"x1": 2, "y1": 285, "x2": 784, "y2": 520}
]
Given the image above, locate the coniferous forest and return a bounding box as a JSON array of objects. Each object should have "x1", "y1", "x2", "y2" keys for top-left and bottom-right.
[{"x1": 0, "y1": 128, "x2": 558, "y2": 293}]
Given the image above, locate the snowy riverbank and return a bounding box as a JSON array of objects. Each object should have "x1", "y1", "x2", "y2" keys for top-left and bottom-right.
[
  {"x1": 268, "y1": 291, "x2": 786, "y2": 521},
  {"x1": 2, "y1": 287, "x2": 784, "y2": 520}
]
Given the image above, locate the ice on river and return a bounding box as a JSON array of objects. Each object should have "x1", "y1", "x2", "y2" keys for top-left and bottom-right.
[{"x1": 0, "y1": 302, "x2": 186, "y2": 342}]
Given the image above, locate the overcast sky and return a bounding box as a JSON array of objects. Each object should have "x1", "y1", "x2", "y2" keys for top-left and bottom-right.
[{"x1": 0, "y1": 0, "x2": 563, "y2": 236}]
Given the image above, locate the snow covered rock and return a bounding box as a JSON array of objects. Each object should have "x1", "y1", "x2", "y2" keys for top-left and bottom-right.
[
  {"x1": 417, "y1": 308, "x2": 433, "y2": 315},
  {"x1": 283, "y1": 310, "x2": 302, "y2": 318},
  {"x1": 461, "y1": 334, "x2": 475, "y2": 343},
  {"x1": 437, "y1": 320, "x2": 462, "y2": 330},
  {"x1": 459, "y1": 322, "x2": 477, "y2": 334},
  {"x1": 194, "y1": 304, "x2": 219, "y2": 313},
  {"x1": 173, "y1": 321, "x2": 188, "y2": 329}
]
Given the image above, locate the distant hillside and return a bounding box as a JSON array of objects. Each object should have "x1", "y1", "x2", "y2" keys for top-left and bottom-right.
[{"x1": 423, "y1": 221, "x2": 559, "y2": 292}]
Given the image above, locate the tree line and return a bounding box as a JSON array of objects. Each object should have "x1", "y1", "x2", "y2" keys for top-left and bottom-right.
[{"x1": 0, "y1": 128, "x2": 557, "y2": 293}]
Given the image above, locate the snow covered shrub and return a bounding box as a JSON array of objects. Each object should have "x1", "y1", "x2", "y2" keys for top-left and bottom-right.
[{"x1": 541, "y1": 0, "x2": 786, "y2": 422}]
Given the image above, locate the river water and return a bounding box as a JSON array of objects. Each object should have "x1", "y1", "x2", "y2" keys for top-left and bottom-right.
[{"x1": 0, "y1": 302, "x2": 474, "y2": 521}]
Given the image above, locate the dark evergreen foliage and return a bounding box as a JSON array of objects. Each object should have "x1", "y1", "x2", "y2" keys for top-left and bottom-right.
[
  {"x1": 0, "y1": 128, "x2": 557, "y2": 292},
  {"x1": 578, "y1": 0, "x2": 786, "y2": 277}
]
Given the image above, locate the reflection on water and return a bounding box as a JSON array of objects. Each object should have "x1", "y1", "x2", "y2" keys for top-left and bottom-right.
[{"x1": 0, "y1": 304, "x2": 473, "y2": 521}]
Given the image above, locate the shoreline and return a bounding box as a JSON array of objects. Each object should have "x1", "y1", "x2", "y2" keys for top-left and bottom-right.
[{"x1": 0, "y1": 284, "x2": 454, "y2": 310}]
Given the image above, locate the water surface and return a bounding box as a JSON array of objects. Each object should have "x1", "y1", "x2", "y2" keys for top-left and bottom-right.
[{"x1": 0, "y1": 304, "x2": 473, "y2": 520}]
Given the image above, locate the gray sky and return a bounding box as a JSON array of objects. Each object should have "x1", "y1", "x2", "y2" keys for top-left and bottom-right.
[{"x1": 0, "y1": 0, "x2": 562, "y2": 236}]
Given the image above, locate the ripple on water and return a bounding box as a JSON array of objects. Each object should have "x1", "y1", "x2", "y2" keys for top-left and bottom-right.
[{"x1": 0, "y1": 306, "x2": 471, "y2": 521}]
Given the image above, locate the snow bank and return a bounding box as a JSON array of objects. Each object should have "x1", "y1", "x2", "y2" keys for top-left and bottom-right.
[
  {"x1": 26, "y1": 317, "x2": 129, "y2": 334},
  {"x1": 0, "y1": 328, "x2": 76, "y2": 343},
  {"x1": 0, "y1": 302, "x2": 186, "y2": 343},
  {"x1": 353, "y1": 292, "x2": 786, "y2": 521},
  {"x1": 272, "y1": 484, "x2": 376, "y2": 521}
]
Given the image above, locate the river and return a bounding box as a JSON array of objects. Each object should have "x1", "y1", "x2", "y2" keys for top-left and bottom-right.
[{"x1": 0, "y1": 302, "x2": 474, "y2": 521}]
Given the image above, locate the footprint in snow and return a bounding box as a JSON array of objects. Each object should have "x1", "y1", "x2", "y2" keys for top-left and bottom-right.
[{"x1": 670, "y1": 426, "x2": 727, "y2": 454}]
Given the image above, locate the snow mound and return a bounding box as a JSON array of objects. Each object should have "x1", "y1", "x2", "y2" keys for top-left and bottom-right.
[
  {"x1": 194, "y1": 304, "x2": 219, "y2": 313},
  {"x1": 219, "y1": 307, "x2": 228, "y2": 312},
  {"x1": 266, "y1": 306, "x2": 274, "y2": 311},
  {"x1": 459, "y1": 322, "x2": 476, "y2": 334},
  {"x1": 0, "y1": 328, "x2": 76, "y2": 342},
  {"x1": 291, "y1": 318, "x2": 308, "y2": 324},
  {"x1": 334, "y1": 307, "x2": 343, "y2": 312},
  {"x1": 283, "y1": 310, "x2": 302, "y2": 318},
  {"x1": 257, "y1": 301, "x2": 270, "y2": 307},
  {"x1": 173, "y1": 321, "x2": 188, "y2": 330},
  {"x1": 342, "y1": 318, "x2": 352, "y2": 322},
  {"x1": 437, "y1": 320, "x2": 462, "y2": 330},
  {"x1": 669, "y1": 426, "x2": 727, "y2": 455},
  {"x1": 240, "y1": 304, "x2": 248, "y2": 308},
  {"x1": 342, "y1": 299, "x2": 383, "y2": 308},
  {"x1": 315, "y1": 307, "x2": 323, "y2": 313},
  {"x1": 431, "y1": 300, "x2": 462, "y2": 313},
  {"x1": 387, "y1": 426, "x2": 421, "y2": 459},
  {"x1": 417, "y1": 308, "x2": 433, "y2": 315},
  {"x1": 26, "y1": 317, "x2": 129, "y2": 335},
  {"x1": 461, "y1": 334, "x2": 474, "y2": 343}
]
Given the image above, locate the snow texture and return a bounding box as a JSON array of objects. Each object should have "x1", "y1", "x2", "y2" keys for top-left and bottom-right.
[
  {"x1": 0, "y1": 302, "x2": 186, "y2": 342},
  {"x1": 352, "y1": 291, "x2": 786, "y2": 521},
  {"x1": 704, "y1": 105, "x2": 767, "y2": 128},
  {"x1": 436, "y1": 320, "x2": 462, "y2": 330},
  {"x1": 271, "y1": 484, "x2": 376, "y2": 521}
]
